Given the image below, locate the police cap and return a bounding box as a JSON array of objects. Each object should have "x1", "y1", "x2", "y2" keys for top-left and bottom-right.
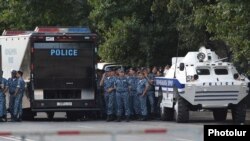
[
  {"x1": 118, "y1": 68, "x2": 125, "y2": 72},
  {"x1": 17, "y1": 70, "x2": 23, "y2": 76},
  {"x1": 129, "y1": 67, "x2": 136, "y2": 72},
  {"x1": 11, "y1": 70, "x2": 17, "y2": 73}
]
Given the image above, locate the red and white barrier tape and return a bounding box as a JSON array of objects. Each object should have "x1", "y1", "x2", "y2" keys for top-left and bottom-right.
[{"x1": 0, "y1": 128, "x2": 167, "y2": 136}]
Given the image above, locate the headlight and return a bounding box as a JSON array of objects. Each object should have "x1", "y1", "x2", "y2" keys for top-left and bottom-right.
[
  {"x1": 194, "y1": 74, "x2": 199, "y2": 80},
  {"x1": 186, "y1": 75, "x2": 193, "y2": 82},
  {"x1": 186, "y1": 75, "x2": 199, "y2": 82}
]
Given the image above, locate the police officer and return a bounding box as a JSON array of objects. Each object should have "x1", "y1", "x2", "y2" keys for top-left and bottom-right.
[
  {"x1": 0, "y1": 70, "x2": 8, "y2": 122},
  {"x1": 144, "y1": 67, "x2": 156, "y2": 119},
  {"x1": 136, "y1": 71, "x2": 148, "y2": 121},
  {"x1": 128, "y1": 68, "x2": 140, "y2": 120},
  {"x1": 13, "y1": 70, "x2": 25, "y2": 121},
  {"x1": 97, "y1": 69, "x2": 106, "y2": 118},
  {"x1": 8, "y1": 70, "x2": 18, "y2": 121},
  {"x1": 100, "y1": 68, "x2": 116, "y2": 121},
  {"x1": 114, "y1": 68, "x2": 130, "y2": 122}
]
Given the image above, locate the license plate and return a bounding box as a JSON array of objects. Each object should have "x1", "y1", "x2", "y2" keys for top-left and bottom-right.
[{"x1": 57, "y1": 102, "x2": 72, "y2": 106}]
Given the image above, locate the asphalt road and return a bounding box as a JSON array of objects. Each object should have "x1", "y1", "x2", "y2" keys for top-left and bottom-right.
[{"x1": 0, "y1": 110, "x2": 249, "y2": 141}]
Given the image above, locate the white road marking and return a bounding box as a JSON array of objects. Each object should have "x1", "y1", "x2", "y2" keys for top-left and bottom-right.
[
  {"x1": 76, "y1": 125, "x2": 95, "y2": 129},
  {"x1": 11, "y1": 136, "x2": 35, "y2": 141},
  {"x1": 0, "y1": 136, "x2": 21, "y2": 141},
  {"x1": 0, "y1": 136, "x2": 35, "y2": 141},
  {"x1": 175, "y1": 138, "x2": 193, "y2": 141}
]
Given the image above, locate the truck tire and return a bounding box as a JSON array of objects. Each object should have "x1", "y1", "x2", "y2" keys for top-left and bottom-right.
[
  {"x1": 174, "y1": 96, "x2": 189, "y2": 123},
  {"x1": 231, "y1": 98, "x2": 247, "y2": 123},
  {"x1": 22, "y1": 115, "x2": 35, "y2": 121},
  {"x1": 161, "y1": 107, "x2": 174, "y2": 121},
  {"x1": 22, "y1": 108, "x2": 35, "y2": 121},
  {"x1": 66, "y1": 112, "x2": 79, "y2": 121},
  {"x1": 213, "y1": 109, "x2": 227, "y2": 121}
]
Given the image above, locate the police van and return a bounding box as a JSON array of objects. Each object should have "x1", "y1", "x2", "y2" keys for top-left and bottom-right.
[
  {"x1": 155, "y1": 47, "x2": 249, "y2": 123},
  {"x1": 0, "y1": 27, "x2": 100, "y2": 120}
]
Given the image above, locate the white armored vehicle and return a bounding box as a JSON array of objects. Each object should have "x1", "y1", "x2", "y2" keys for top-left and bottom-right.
[{"x1": 155, "y1": 47, "x2": 249, "y2": 123}]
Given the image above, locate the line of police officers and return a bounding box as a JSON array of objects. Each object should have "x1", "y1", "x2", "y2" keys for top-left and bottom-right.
[
  {"x1": 0, "y1": 70, "x2": 25, "y2": 122},
  {"x1": 99, "y1": 67, "x2": 158, "y2": 122}
]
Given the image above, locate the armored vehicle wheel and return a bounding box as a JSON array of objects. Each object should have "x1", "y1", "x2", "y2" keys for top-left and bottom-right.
[
  {"x1": 213, "y1": 109, "x2": 227, "y2": 121},
  {"x1": 174, "y1": 96, "x2": 189, "y2": 123},
  {"x1": 161, "y1": 107, "x2": 174, "y2": 121},
  {"x1": 232, "y1": 98, "x2": 247, "y2": 123}
]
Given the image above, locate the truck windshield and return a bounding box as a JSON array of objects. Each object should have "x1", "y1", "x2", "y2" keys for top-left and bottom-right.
[
  {"x1": 33, "y1": 42, "x2": 94, "y2": 79},
  {"x1": 196, "y1": 69, "x2": 210, "y2": 75}
]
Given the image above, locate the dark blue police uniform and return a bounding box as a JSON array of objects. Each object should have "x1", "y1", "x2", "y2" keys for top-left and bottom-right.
[
  {"x1": 0, "y1": 77, "x2": 8, "y2": 119},
  {"x1": 146, "y1": 73, "x2": 156, "y2": 114},
  {"x1": 128, "y1": 76, "x2": 140, "y2": 116},
  {"x1": 136, "y1": 78, "x2": 148, "y2": 117},
  {"x1": 13, "y1": 77, "x2": 25, "y2": 120},
  {"x1": 115, "y1": 76, "x2": 130, "y2": 118},
  {"x1": 103, "y1": 76, "x2": 116, "y2": 116},
  {"x1": 8, "y1": 77, "x2": 18, "y2": 118}
]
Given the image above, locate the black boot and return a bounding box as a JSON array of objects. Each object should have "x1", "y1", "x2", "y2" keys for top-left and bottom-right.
[
  {"x1": 11, "y1": 116, "x2": 18, "y2": 122},
  {"x1": 126, "y1": 116, "x2": 130, "y2": 122},
  {"x1": 106, "y1": 115, "x2": 112, "y2": 122},
  {"x1": 106, "y1": 115, "x2": 111, "y2": 122},
  {"x1": 116, "y1": 116, "x2": 121, "y2": 122},
  {"x1": 134, "y1": 114, "x2": 139, "y2": 120},
  {"x1": 3, "y1": 115, "x2": 7, "y2": 122},
  {"x1": 112, "y1": 115, "x2": 115, "y2": 121},
  {"x1": 10, "y1": 115, "x2": 14, "y2": 122},
  {"x1": 150, "y1": 113, "x2": 156, "y2": 120},
  {"x1": 140, "y1": 116, "x2": 147, "y2": 121},
  {"x1": 17, "y1": 116, "x2": 22, "y2": 122},
  {"x1": 0, "y1": 117, "x2": 4, "y2": 122}
]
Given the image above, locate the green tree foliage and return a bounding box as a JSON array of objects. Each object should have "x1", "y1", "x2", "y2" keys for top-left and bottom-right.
[
  {"x1": 165, "y1": 0, "x2": 208, "y2": 50},
  {"x1": 0, "y1": 0, "x2": 90, "y2": 31},
  {"x1": 0, "y1": 0, "x2": 249, "y2": 73},
  {"x1": 90, "y1": 0, "x2": 249, "y2": 73},
  {"x1": 89, "y1": 0, "x2": 179, "y2": 66},
  {"x1": 194, "y1": 0, "x2": 250, "y2": 74}
]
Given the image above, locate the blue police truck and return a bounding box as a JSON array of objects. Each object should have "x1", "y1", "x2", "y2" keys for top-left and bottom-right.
[{"x1": 0, "y1": 27, "x2": 100, "y2": 120}]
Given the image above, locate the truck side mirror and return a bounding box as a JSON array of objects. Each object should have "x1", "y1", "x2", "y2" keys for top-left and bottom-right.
[{"x1": 179, "y1": 63, "x2": 185, "y2": 71}]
